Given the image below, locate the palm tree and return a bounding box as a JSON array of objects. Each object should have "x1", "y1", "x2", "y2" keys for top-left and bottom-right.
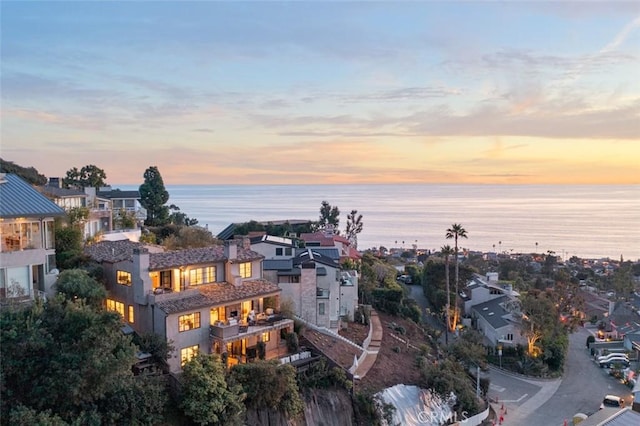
[
  {"x1": 441, "y1": 245, "x2": 455, "y2": 345},
  {"x1": 446, "y1": 223, "x2": 468, "y2": 332}
]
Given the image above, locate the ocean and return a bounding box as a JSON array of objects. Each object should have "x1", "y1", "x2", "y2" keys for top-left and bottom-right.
[{"x1": 121, "y1": 184, "x2": 640, "y2": 261}]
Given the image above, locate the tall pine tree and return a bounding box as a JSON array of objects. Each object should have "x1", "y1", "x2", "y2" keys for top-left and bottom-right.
[{"x1": 139, "y1": 166, "x2": 170, "y2": 226}]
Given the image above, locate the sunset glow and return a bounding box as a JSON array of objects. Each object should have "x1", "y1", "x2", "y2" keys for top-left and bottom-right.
[{"x1": 2, "y1": 2, "x2": 638, "y2": 185}]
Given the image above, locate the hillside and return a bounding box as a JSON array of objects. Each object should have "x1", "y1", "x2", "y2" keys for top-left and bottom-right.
[{"x1": 302, "y1": 312, "x2": 436, "y2": 395}]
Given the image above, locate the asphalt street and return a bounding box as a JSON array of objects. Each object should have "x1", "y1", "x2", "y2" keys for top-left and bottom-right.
[
  {"x1": 407, "y1": 283, "x2": 634, "y2": 425},
  {"x1": 489, "y1": 326, "x2": 633, "y2": 426}
]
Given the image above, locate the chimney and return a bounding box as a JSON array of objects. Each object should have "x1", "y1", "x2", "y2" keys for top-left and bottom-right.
[
  {"x1": 48, "y1": 177, "x2": 62, "y2": 188},
  {"x1": 133, "y1": 247, "x2": 151, "y2": 305},
  {"x1": 242, "y1": 236, "x2": 251, "y2": 250},
  {"x1": 224, "y1": 240, "x2": 238, "y2": 261}
]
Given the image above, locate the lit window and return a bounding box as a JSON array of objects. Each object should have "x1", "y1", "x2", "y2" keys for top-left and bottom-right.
[
  {"x1": 117, "y1": 270, "x2": 132, "y2": 286},
  {"x1": 239, "y1": 262, "x2": 252, "y2": 278},
  {"x1": 210, "y1": 307, "x2": 225, "y2": 324},
  {"x1": 128, "y1": 305, "x2": 135, "y2": 323},
  {"x1": 261, "y1": 332, "x2": 270, "y2": 342},
  {"x1": 179, "y1": 312, "x2": 201, "y2": 332},
  {"x1": 106, "y1": 299, "x2": 125, "y2": 318},
  {"x1": 189, "y1": 267, "x2": 215, "y2": 286},
  {"x1": 181, "y1": 345, "x2": 199, "y2": 366}
]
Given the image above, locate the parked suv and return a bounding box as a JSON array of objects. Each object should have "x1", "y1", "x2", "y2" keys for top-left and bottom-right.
[
  {"x1": 599, "y1": 356, "x2": 630, "y2": 368},
  {"x1": 597, "y1": 352, "x2": 629, "y2": 362},
  {"x1": 600, "y1": 395, "x2": 625, "y2": 409}
]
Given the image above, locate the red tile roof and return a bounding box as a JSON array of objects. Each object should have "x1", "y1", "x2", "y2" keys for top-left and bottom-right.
[
  {"x1": 155, "y1": 279, "x2": 281, "y2": 314},
  {"x1": 84, "y1": 240, "x2": 263, "y2": 270}
]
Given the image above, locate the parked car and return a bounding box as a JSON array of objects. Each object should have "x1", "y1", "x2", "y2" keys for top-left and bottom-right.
[
  {"x1": 600, "y1": 394, "x2": 625, "y2": 409},
  {"x1": 599, "y1": 357, "x2": 630, "y2": 368},
  {"x1": 597, "y1": 352, "x2": 629, "y2": 362}
]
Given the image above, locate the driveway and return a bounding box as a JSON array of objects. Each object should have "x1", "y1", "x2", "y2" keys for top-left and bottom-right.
[{"x1": 407, "y1": 283, "x2": 445, "y2": 334}]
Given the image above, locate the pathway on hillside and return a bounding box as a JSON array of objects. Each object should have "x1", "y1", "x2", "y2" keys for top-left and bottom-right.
[{"x1": 354, "y1": 310, "x2": 383, "y2": 378}]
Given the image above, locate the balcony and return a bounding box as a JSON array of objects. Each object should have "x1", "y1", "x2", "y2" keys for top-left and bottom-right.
[
  {"x1": 210, "y1": 320, "x2": 240, "y2": 339},
  {"x1": 1, "y1": 236, "x2": 43, "y2": 253},
  {"x1": 210, "y1": 315, "x2": 293, "y2": 342}
]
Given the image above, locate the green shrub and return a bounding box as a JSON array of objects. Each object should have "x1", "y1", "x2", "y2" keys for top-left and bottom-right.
[{"x1": 286, "y1": 332, "x2": 299, "y2": 353}]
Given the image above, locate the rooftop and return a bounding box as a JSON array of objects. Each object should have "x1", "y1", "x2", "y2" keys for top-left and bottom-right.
[
  {"x1": 84, "y1": 239, "x2": 263, "y2": 270},
  {"x1": 155, "y1": 279, "x2": 281, "y2": 314},
  {"x1": 0, "y1": 173, "x2": 66, "y2": 219}
]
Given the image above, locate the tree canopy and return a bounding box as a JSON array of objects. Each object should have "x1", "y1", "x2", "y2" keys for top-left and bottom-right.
[
  {"x1": 179, "y1": 354, "x2": 246, "y2": 425},
  {"x1": 345, "y1": 209, "x2": 364, "y2": 248},
  {"x1": 318, "y1": 201, "x2": 340, "y2": 232},
  {"x1": 168, "y1": 204, "x2": 199, "y2": 226},
  {"x1": 139, "y1": 166, "x2": 170, "y2": 226},
  {"x1": 0, "y1": 158, "x2": 47, "y2": 185},
  {"x1": 162, "y1": 225, "x2": 219, "y2": 250},
  {"x1": 54, "y1": 269, "x2": 106, "y2": 306},
  {"x1": 0, "y1": 296, "x2": 166, "y2": 424},
  {"x1": 227, "y1": 360, "x2": 303, "y2": 417},
  {"x1": 62, "y1": 164, "x2": 107, "y2": 189}
]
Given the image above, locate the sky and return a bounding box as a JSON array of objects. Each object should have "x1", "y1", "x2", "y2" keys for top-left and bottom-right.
[{"x1": 1, "y1": 1, "x2": 639, "y2": 185}]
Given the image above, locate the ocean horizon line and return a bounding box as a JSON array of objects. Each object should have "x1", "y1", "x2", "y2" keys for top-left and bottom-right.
[{"x1": 113, "y1": 182, "x2": 640, "y2": 188}]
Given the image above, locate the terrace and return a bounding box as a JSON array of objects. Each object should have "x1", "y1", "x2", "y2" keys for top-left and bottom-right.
[{"x1": 210, "y1": 312, "x2": 293, "y2": 342}]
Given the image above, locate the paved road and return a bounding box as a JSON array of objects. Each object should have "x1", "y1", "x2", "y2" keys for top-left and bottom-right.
[
  {"x1": 489, "y1": 327, "x2": 633, "y2": 426},
  {"x1": 407, "y1": 283, "x2": 445, "y2": 334},
  {"x1": 406, "y1": 286, "x2": 634, "y2": 425}
]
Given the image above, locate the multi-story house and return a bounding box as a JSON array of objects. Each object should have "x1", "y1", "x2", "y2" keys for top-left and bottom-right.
[
  {"x1": 463, "y1": 273, "x2": 525, "y2": 347},
  {"x1": 84, "y1": 237, "x2": 294, "y2": 373},
  {"x1": 250, "y1": 234, "x2": 298, "y2": 259},
  {"x1": 0, "y1": 173, "x2": 65, "y2": 301},
  {"x1": 38, "y1": 178, "x2": 113, "y2": 241},
  {"x1": 97, "y1": 186, "x2": 147, "y2": 226},
  {"x1": 299, "y1": 227, "x2": 361, "y2": 264},
  {"x1": 463, "y1": 273, "x2": 520, "y2": 315},
  {"x1": 261, "y1": 246, "x2": 359, "y2": 331}
]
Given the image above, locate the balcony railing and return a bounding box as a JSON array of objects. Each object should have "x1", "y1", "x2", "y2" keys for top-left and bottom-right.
[
  {"x1": 210, "y1": 315, "x2": 292, "y2": 341},
  {"x1": 1, "y1": 237, "x2": 43, "y2": 252}
]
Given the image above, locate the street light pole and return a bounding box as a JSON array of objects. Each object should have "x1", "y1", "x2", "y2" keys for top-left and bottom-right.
[{"x1": 476, "y1": 364, "x2": 480, "y2": 398}]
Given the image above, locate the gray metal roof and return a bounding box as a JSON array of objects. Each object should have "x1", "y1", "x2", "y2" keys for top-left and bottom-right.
[
  {"x1": 263, "y1": 259, "x2": 294, "y2": 270},
  {"x1": 471, "y1": 295, "x2": 510, "y2": 329},
  {"x1": 97, "y1": 189, "x2": 140, "y2": 199},
  {"x1": 577, "y1": 407, "x2": 640, "y2": 426},
  {"x1": 0, "y1": 174, "x2": 66, "y2": 218}
]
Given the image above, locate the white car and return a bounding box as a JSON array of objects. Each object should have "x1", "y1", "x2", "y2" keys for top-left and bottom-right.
[
  {"x1": 600, "y1": 394, "x2": 625, "y2": 409},
  {"x1": 599, "y1": 356, "x2": 630, "y2": 368},
  {"x1": 597, "y1": 352, "x2": 629, "y2": 362}
]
